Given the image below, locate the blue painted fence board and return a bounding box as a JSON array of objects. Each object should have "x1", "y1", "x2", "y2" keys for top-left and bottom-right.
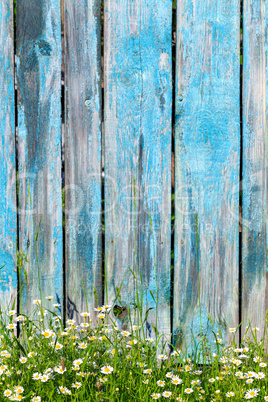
[
  {"x1": 0, "y1": 0, "x2": 17, "y2": 311},
  {"x1": 64, "y1": 0, "x2": 102, "y2": 322},
  {"x1": 16, "y1": 0, "x2": 63, "y2": 313},
  {"x1": 174, "y1": 0, "x2": 240, "y2": 353},
  {"x1": 104, "y1": 0, "x2": 172, "y2": 339},
  {"x1": 242, "y1": 0, "x2": 268, "y2": 335}
]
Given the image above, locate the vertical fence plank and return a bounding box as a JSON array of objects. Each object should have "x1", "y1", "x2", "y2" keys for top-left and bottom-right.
[
  {"x1": 64, "y1": 0, "x2": 102, "y2": 321},
  {"x1": 104, "y1": 0, "x2": 172, "y2": 338},
  {"x1": 0, "y1": 0, "x2": 17, "y2": 311},
  {"x1": 242, "y1": 0, "x2": 268, "y2": 335},
  {"x1": 17, "y1": 0, "x2": 63, "y2": 313},
  {"x1": 174, "y1": 0, "x2": 240, "y2": 352}
]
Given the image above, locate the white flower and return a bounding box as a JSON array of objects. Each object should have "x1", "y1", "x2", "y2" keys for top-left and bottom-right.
[
  {"x1": 100, "y1": 365, "x2": 113, "y2": 375},
  {"x1": 32, "y1": 373, "x2": 41, "y2": 380},
  {"x1": 32, "y1": 397, "x2": 41, "y2": 402},
  {"x1": 162, "y1": 391, "x2": 172, "y2": 398},
  {"x1": 19, "y1": 357, "x2": 27, "y2": 364},
  {"x1": 33, "y1": 299, "x2": 41, "y2": 305},
  {"x1": 41, "y1": 374, "x2": 50, "y2": 382},
  {"x1": 253, "y1": 327, "x2": 259, "y2": 332},
  {"x1": 171, "y1": 350, "x2": 180, "y2": 357},
  {"x1": 157, "y1": 380, "x2": 165, "y2": 387},
  {"x1": 229, "y1": 328, "x2": 236, "y2": 333},
  {"x1": 80, "y1": 322, "x2": 89, "y2": 328},
  {"x1": 226, "y1": 391, "x2": 235, "y2": 397},
  {"x1": 71, "y1": 382, "x2": 82, "y2": 388},
  {"x1": 73, "y1": 359, "x2": 83, "y2": 367},
  {"x1": 6, "y1": 323, "x2": 15, "y2": 330},
  {"x1": 8, "y1": 310, "x2": 16, "y2": 316},
  {"x1": 120, "y1": 331, "x2": 130, "y2": 337},
  {"x1": 209, "y1": 378, "x2": 215, "y2": 383},
  {"x1": 165, "y1": 372, "x2": 173, "y2": 378},
  {"x1": 158, "y1": 354, "x2": 168, "y2": 361},
  {"x1": 38, "y1": 310, "x2": 48, "y2": 316},
  {"x1": 184, "y1": 388, "x2": 193, "y2": 394},
  {"x1": 151, "y1": 394, "x2": 161, "y2": 399},
  {"x1": 80, "y1": 312, "x2": 90, "y2": 317},
  {"x1": 245, "y1": 389, "x2": 259, "y2": 398},
  {"x1": 172, "y1": 376, "x2": 183, "y2": 385},
  {"x1": 46, "y1": 296, "x2": 53, "y2": 300},
  {"x1": 42, "y1": 329, "x2": 52, "y2": 338},
  {"x1": 256, "y1": 372, "x2": 265, "y2": 379},
  {"x1": 3, "y1": 390, "x2": 12, "y2": 397}
]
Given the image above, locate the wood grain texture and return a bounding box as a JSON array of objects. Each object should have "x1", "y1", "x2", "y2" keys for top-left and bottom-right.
[
  {"x1": 242, "y1": 0, "x2": 268, "y2": 335},
  {"x1": 174, "y1": 0, "x2": 240, "y2": 353},
  {"x1": 104, "y1": 0, "x2": 172, "y2": 339},
  {"x1": 16, "y1": 0, "x2": 63, "y2": 313},
  {"x1": 64, "y1": 0, "x2": 102, "y2": 321},
  {"x1": 0, "y1": 0, "x2": 17, "y2": 311}
]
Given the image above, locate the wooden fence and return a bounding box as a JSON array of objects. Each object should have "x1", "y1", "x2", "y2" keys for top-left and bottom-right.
[{"x1": 0, "y1": 0, "x2": 267, "y2": 350}]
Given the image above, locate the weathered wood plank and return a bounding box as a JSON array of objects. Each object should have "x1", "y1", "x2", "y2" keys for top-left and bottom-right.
[
  {"x1": 17, "y1": 0, "x2": 63, "y2": 313},
  {"x1": 242, "y1": 0, "x2": 268, "y2": 336},
  {"x1": 0, "y1": 0, "x2": 17, "y2": 312},
  {"x1": 104, "y1": 0, "x2": 172, "y2": 339},
  {"x1": 174, "y1": 0, "x2": 240, "y2": 353},
  {"x1": 64, "y1": 0, "x2": 102, "y2": 321}
]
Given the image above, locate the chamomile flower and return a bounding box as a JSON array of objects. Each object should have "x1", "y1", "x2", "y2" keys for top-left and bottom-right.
[
  {"x1": 31, "y1": 397, "x2": 41, "y2": 402},
  {"x1": 246, "y1": 379, "x2": 254, "y2": 384},
  {"x1": 33, "y1": 299, "x2": 41, "y2": 305},
  {"x1": 32, "y1": 373, "x2": 41, "y2": 380},
  {"x1": 260, "y1": 362, "x2": 267, "y2": 367},
  {"x1": 71, "y1": 382, "x2": 82, "y2": 389},
  {"x1": 172, "y1": 376, "x2": 183, "y2": 385},
  {"x1": 209, "y1": 378, "x2": 215, "y2": 383},
  {"x1": 253, "y1": 357, "x2": 261, "y2": 363},
  {"x1": 80, "y1": 322, "x2": 89, "y2": 328},
  {"x1": 162, "y1": 391, "x2": 172, "y2": 398},
  {"x1": 19, "y1": 357, "x2": 27, "y2": 364},
  {"x1": 100, "y1": 365, "x2": 113, "y2": 375},
  {"x1": 78, "y1": 342, "x2": 87, "y2": 349},
  {"x1": 98, "y1": 313, "x2": 105, "y2": 319},
  {"x1": 165, "y1": 372, "x2": 173, "y2": 378},
  {"x1": 73, "y1": 359, "x2": 83, "y2": 367},
  {"x1": 157, "y1": 380, "x2": 165, "y2": 387},
  {"x1": 256, "y1": 372, "x2": 265, "y2": 379},
  {"x1": 158, "y1": 354, "x2": 168, "y2": 361},
  {"x1": 264, "y1": 397, "x2": 268, "y2": 401},
  {"x1": 143, "y1": 379, "x2": 149, "y2": 384},
  {"x1": 253, "y1": 327, "x2": 259, "y2": 332},
  {"x1": 143, "y1": 369, "x2": 152, "y2": 374},
  {"x1": 42, "y1": 329, "x2": 52, "y2": 338},
  {"x1": 14, "y1": 386, "x2": 24, "y2": 394},
  {"x1": 6, "y1": 323, "x2": 15, "y2": 330},
  {"x1": 8, "y1": 310, "x2": 16, "y2": 316},
  {"x1": 80, "y1": 312, "x2": 90, "y2": 317},
  {"x1": 184, "y1": 388, "x2": 193, "y2": 394},
  {"x1": 41, "y1": 375, "x2": 49, "y2": 382},
  {"x1": 94, "y1": 307, "x2": 104, "y2": 312},
  {"x1": 226, "y1": 391, "x2": 235, "y2": 397},
  {"x1": 151, "y1": 394, "x2": 161, "y2": 399},
  {"x1": 120, "y1": 331, "x2": 130, "y2": 337},
  {"x1": 245, "y1": 389, "x2": 259, "y2": 398},
  {"x1": 229, "y1": 328, "x2": 236, "y2": 333},
  {"x1": 4, "y1": 390, "x2": 12, "y2": 397},
  {"x1": 54, "y1": 366, "x2": 66, "y2": 374}
]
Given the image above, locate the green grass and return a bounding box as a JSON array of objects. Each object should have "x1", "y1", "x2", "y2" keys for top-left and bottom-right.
[{"x1": 0, "y1": 296, "x2": 268, "y2": 401}]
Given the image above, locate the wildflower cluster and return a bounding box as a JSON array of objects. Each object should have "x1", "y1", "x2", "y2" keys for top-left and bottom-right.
[{"x1": 0, "y1": 299, "x2": 267, "y2": 401}]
